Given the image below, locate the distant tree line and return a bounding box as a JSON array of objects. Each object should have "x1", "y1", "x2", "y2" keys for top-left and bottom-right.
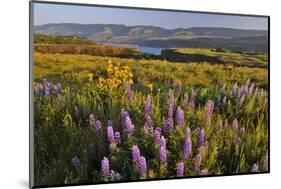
[{"x1": 34, "y1": 34, "x2": 96, "y2": 45}]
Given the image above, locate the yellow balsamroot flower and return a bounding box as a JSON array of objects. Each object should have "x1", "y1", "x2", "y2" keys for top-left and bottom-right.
[
  {"x1": 88, "y1": 73, "x2": 94, "y2": 82},
  {"x1": 98, "y1": 61, "x2": 134, "y2": 90},
  {"x1": 107, "y1": 63, "x2": 114, "y2": 74},
  {"x1": 147, "y1": 83, "x2": 153, "y2": 91}
]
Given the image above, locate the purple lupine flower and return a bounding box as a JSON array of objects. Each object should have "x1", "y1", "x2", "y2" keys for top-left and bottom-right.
[
  {"x1": 36, "y1": 83, "x2": 44, "y2": 96},
  {"x1": 239, "y1": 94, "x2": 245, "y2": 107},
  {"x1": 132, "y1": 145, "x2": 141, "y2": 161},
  {"x1": 194, "y1": 153, "x2": 202, "y2": 172},
  {"x1": 206, "y1": 100, "x2": 214, "y2": 113},
  {"x1": 234, "y1": 137, "x2": 241, "y2": 146},
  {"x1": 220, "y1": 84, "x2": 226, "y2": 96},
  {"x1": 183, "y1": 128, "x2": 192, "y2": 160},
  {"x1": 44, "y1": 85, "x2": 51, "y2": 96},
  {"x1": 144, "y1": 96, "x2": 153, "y2": 116},
  {"x1": 95, "y1": 120, "x2": 102, "y2": 131},
  {"x1": 43, "y1": 80, "x2": 52, "y2": 96},
  {"x1": 160, "y1": 136, "x2": 167, "y2": 149},
  {"x1": 89, "y1": 114, "x2": 95, "y2": 128},
  {"x1": 168, "y1": 104, "x2": 174, "y2": 119},
  {"x1": 159, "y1": 146, "x2": 167, "y2": 162},
  {"x1": 198, "y1": 129, "x2": 205, "y2": 146},
  {"x1": 154, "y1": 129, "x2": 161, "y2": 145},
  {"x1": 43, "y1": 80, "x2": 51, "y2": 87},
  {"x1": 191, "y1": 90, "x2": 197, "y2": 101},
  {"x1": 254, "y1": 87, "x2": 259, "y2": 97},
  {"x1": 205, "y1": 100, "x2": 214, "y2": 127},
  {"x1": 107, "y1": 124, "x2": 115, "y2": 143},
  {"x1": 183, "y1": 94, "x2": 189, "y2": 111},
  {"x1": 114, "y1": 131, "x2": 121, "y2": 144},
  {"x1": 124, "y1": 116, "x2": 134, "y2": 136},
  {"x1": 223, "y1": 119, "x2": 228, "y2": 128},
  {"x1": 125, "y1": 82, "x2": 134, "y2": 100},
  {"x1": 145, "y1": 115, "x2": 153, "y2": 128},
  {"x1": 72, "y1": 156, "x2": 80, "y2": 167},
  {"x1": 251, "y1": 163, "x2": 259, "y2": 173},
  {"x1": 176, "y1": 162, "x2": 184, "y2": 177},
  {"x1": 155, "y1": 127, "x2": 162, "y2": 134},
  {"x1": 101, "y1": 157, "x2": 110, "y2": 177},
  {"x1": 175, "y1": 106, "x2": 185, "y2": 127},
  {"x1": 199, "y1": 145, "x2": 206, "y2": 156},
  {"x1": 137, "y1": 156, "x2": 147, "y2": 177},
  {"x1": 232, "y1": 118, "x2": 238, "y2": 131},
  {"x1": 237, "y1": 87, "x2": 243, "y2": 99},
  {"x1": 109, "y1": 170, "x2": 122, "y2": 181},
  {"x1": 243, "y1": 85, "x2": 249, "y2": 95},
  {"x1": 232, "y1": 82, "x2": 238, "y2": 97},
  {"x1": 249, "y1": 83, "x2": 255, "y2": 95},
  {"x1": 107, "y1": 120, "x2": 113, "y2": 127},
  {"x1": 168, "y1": 89, "x2": 175, "y2": 107},
  {"x1": 200, "y1": 169, "x2": 208, "y2": 175},
  {"x1": 189, "y1": 100, "x2": 195, "y2": 112},
  {"x1": 121, "y1": 109, "x2": 129, "y2": 129},
  {"x1": 163, "y1": 118, "x2": 174, "y2": 135},
  {"x1": 195, "y1": 127, "x2": 200, "y2": 135}
]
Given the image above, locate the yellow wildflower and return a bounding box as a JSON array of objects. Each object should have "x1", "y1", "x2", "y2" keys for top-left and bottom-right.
[{"x1": 88, "y1": 73, "x2": 94, "y2": 81}]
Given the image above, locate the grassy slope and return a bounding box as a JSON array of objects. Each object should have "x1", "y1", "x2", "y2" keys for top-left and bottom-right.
[
  {"x1": 34, "y1": 52, "x2": 268, "y2": 89},
  {"x1": 33, "y1": 52, "x2": 268, "y2": 186},
  {"x1": 174, "y1": 48, "x2": 268, "y2": 68}
]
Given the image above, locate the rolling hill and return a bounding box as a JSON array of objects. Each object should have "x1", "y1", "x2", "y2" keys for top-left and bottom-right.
[{"x1": 34, "y1": 23, "x2": 268, "y2": 52}]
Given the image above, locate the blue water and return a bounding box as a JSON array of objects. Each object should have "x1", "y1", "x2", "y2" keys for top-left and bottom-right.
[
  {"x1": 102, "y1": 43, "x2": 163, "y2": 55},
  {"x1": 137, "y1": 46, "x2": 163, "y2": 55}
]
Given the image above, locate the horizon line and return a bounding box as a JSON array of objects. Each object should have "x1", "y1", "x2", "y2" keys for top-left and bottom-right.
[{"x1": 34, "y1": 22, "x2": 268, "y2": 31}]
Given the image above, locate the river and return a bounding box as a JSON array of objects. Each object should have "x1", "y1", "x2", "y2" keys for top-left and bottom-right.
[{"x1": 101, "y1": 43, "x2": 164, "y2": 55}]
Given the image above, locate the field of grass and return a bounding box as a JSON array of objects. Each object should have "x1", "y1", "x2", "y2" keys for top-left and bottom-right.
[
  {"x1": 33, "y1": 51, "x2": 268, "y2": 186},
  {"x1": 173, "y1": 48, "x2": 268, "y2": 68}
]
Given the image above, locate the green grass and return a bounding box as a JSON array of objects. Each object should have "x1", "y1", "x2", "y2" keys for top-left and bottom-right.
[
  {"x1": 33, "y1": 52, "x2": 268, "y2": 186},
  {"x1": 174, "y1": 48, "x2": 268, "y2": 68},
  {"x1": 34, "y1": 53, "x2": 268, "y2": 89}
]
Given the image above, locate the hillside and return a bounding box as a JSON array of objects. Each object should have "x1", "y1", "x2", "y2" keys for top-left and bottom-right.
[
  {"x1": 33, "y1": 34, "x2": 268, "y2": 68},
  {"x1": 161, "y1": 48, "x2": 268, "y2": 68},
  {"x1": 34, "y1": 23, "x2": 268, "y2": 52},
  {"x1": 34, "y1": 34, "x2": 96, "y2": 45}
]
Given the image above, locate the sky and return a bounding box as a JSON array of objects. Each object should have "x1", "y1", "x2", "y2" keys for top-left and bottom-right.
[{"x1": 33, "y1": 2, "x2": 268, "y2": 30}]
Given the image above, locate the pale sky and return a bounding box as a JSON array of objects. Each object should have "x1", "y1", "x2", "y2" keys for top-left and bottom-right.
[{"x1": 34, "y1": 2, "x2": 268, "y2": 30}]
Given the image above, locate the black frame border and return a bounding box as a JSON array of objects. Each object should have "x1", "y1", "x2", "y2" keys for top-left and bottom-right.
[{"x1": 29, "y1": 0, "x2": 270, "y2": 188}]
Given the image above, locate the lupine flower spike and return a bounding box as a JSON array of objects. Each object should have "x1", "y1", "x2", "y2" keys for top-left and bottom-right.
[
  {"x1": 176, "y1": 162, "x2": 184, "y2": 177},
  {"x1": 101, "y1": 157, "x2": 110, "y2": 177}
]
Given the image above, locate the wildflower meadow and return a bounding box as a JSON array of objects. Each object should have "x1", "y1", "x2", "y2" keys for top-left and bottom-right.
[{"x1": 33, "y1": 52, "x2": 268, "y2": 186}]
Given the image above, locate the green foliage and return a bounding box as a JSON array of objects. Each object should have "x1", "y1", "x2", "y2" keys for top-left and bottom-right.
[
  {"x1": 33, "y1": 52, "x2": 268, "y2": 186},
  {"x1": 34, "y1": 34, "x2": 96, "y2": 45}
]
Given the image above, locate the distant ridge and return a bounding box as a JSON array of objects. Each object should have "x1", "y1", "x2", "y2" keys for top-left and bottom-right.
[{"x1": 34, "y1": 23, "x2": 268, "y2": 52}]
